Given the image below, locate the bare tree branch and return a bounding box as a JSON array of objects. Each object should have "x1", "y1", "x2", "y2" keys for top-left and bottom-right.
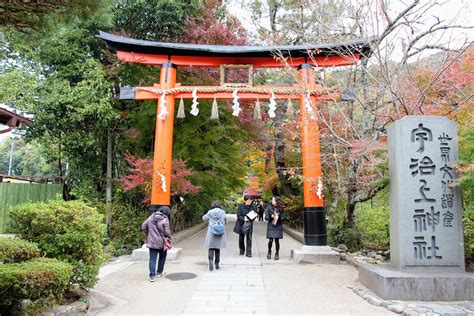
[{"x1": 378, "y1": 0, "x2": 420, "y2": 43}]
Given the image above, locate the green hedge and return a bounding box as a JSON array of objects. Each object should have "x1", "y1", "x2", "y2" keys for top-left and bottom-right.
[
  {"x1": 0, "y1": 258, "x2": 73, "y2": 312},
  {"x1": 106, "y1": 202, "x2": 147, "y2": 256},
  {"x1": 327, "y1": 224, "x2": 363, "y2": 252},
  {"x1": 9, "y1": 200, "x2": 106, "y2": 287},
  {"x1": 282, "y1": 195, "x2": 304, "y2": 228},
  {"x1": 355, "y1": 188, "x2": 390, "y2": 250},
  {"x1": 0, "y1": 238, "x2": 40, "y2": 263}
]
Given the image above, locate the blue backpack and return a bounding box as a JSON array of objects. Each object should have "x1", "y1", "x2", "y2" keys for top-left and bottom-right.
[{"x1": 211, "y1": 216, "x2": 225, "y2": 236}]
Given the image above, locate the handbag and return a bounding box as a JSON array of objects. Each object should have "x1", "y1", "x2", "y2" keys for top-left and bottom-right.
[
  {"x1": 241, "y1": 221, "x2": 252, "y2": 235},
  {"x1": 163, "y1": 237, "x2": 173, "y2": 251},
  {"x1": 157, "y1": 222, "x2": 173, "y2": 251}
]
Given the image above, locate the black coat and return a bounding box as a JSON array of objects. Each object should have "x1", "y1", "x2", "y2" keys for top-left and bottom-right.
[
  {"x1": 233, "y1": 203, "x2": 255, "y2": 234},
  {"x1": 265, "y1": 204, "x2": 285, "y2": 239}
]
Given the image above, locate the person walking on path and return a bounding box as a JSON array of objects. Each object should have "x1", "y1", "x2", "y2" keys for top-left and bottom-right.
[
  {"x1": 202, "y1": 200, "x2": 227, "y2": 271},
  {"x1": 141, "y1": 206, "x2": 172, "y2": 282},
  {"x1": 257, "y1": 200, "x2": 264, "y2": 221},
  {"x1": 265, "y1": 196, "x2": 285, "y2": 260},
  {"x1": 233, "y1": 195, "x2": 256, "y2": 257}
]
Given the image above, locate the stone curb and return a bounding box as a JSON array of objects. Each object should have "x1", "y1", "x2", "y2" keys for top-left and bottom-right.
[
  {"x1": 283, "y1": 225, "x2": 304, "y2": 244},
  {"x1": 350, "y1": 282, "x2": 474, "y2": 315},
  {"x1": 173, "y1": 222, "x2": 208, "y2": 244}
]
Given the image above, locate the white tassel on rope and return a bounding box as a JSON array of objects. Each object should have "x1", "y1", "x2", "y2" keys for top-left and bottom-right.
[
  {"x1": 190, "y1": 88, "x2": 199, "y2": 116},
  {"x1": 157, "y1": 93, "x2": 169, "y2": 120},
  {"x1": 211, "y1": 98, "x2": 219, "y2": 120},
  {"x1": 177, "y1": 97, "x2": 185, "y2": 118},
  {"x1": 268, "y1": 92, "x2": 276, "y2": 118},
  {"x1": 305, "y1": 93, "x2": 316, "y2": 120},
  {"x1": 231, "y1": 89, "x2": 241, "y2": 117},
  {"x1": 253, "y1": 99, "x2": 262, "y2": 120},
  {"x1": 157, "y1": 171, "x2": 167, "y2": 193},
  {"x1": 286, "y1": 98, "x2": 294, "y2": 118}
]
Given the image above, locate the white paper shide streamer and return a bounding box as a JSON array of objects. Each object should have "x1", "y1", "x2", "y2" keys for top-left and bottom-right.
[
  {"x1": 316, "y1": 176, "x2": 323, "y2": 199},
  {"x1": 231, "y1": 89, "x2": 241, "y2": 117},
  {"x1": 157, "y1": 171, "x2": 167, "y2": 193},
  {"x1": 157, "y1": 93, "x2": 169, "y2": 120},
  {"x1": 253, "y1": 99, "x2": 262, "y2": 120},
  {"x1": 190, "y1": 88, "x2": 199, "y2": 116},
  {"x1": 268, "y1": 92, "x2": 276, "y2": 118},
  {"x1": 305, "y1": 93, "x2": 316, "y2": 120},
  {"x1": 210, "y1": 98, "x2": 219, "y2": 120},
  {"x1": 177, "y1": 97, "x2": 185, "y2": 118}
]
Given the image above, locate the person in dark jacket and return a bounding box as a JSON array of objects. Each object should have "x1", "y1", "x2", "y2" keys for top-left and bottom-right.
[
  {"x1": 203, "y1": 200, "x2": 227, "y2": 271},
  {"x1": 265, "y1": 196, "x2": 285, "y2": 260},
  {"x1": 257, "y1": 201, "x2": 264, "y2": 221},
  {"x1": 233, "y1": 195, "x2": 255, "y2": 257},
  {"x1": 141, "y1": 206, "x2": 172, "y2": 282}
]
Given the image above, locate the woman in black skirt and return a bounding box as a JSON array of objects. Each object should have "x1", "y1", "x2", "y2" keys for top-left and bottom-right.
[{"x1": 265, "y1": 196, "x2": 285, "y2": 260}]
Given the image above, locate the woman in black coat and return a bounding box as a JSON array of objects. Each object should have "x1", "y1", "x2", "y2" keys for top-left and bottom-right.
[{"x1": 265, "y1": 196, "x2": 285, "y2": 260}]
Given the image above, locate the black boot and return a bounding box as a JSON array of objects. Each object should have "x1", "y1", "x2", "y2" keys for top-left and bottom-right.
[
  {"x1": 215, "y1": 249, "x2": 220, "y2": 270},
  {"x1": 267, "y1": 249, "x2": 271, "y2": 260},
  {"x1": 208, "y1": 249, "x2": 214, "y2": 271},
  {"x1": 274, "y1": 252, "x2": 279, "y2": 260}
]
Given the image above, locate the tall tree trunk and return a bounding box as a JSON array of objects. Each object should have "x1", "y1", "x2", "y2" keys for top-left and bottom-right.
[
  {"x1": 273, "y1": 103, "x2": 297, "y2": 196},
  {"x1": 264, "y1": 144, "x2": 273, "y2": 174},
  {"x1": 58, "y1": 141, "x2": 70, "y2": 200},
  {"x1": 268, "y1": 0, "x2": 279, "y2": 38},
  {"x1": 344, "y1": 160, "x2": 358, "y2": 228},
  {"x1": 106, "y1": 128, "x2": 113, "y2": 227}
]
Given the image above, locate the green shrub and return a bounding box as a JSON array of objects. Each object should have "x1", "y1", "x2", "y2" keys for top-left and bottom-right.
[
  {"x1": 107, "y1": 202, "x2": 148, "y2": 256},
  {"x1": 355, "y1": 188, "x2": 390, "y2": 249},
  {"x1": 327, "y1": 225, "x2": 363, "y2": 252},
  {"x1": 356, "y1": 205, "x2": 390, "y2": 249},
  {"x1": 327, "y1": 224, "x2": 339, "y2": 247},
  {"x1": 9, "y1": 200, "x2": 106, "y2": 287},
  {"x1": 463, "y1": 202, "x2": 474, "y2": 266},
  {"x1": 0, "y1": 238, "x2": 40, "y2": 263},
  {"x1": 282, "y1": 195, "x2": 304, "y2": 228},
  {"x1": 0, "y1": 258, "x2": 73, "y2": 313}
]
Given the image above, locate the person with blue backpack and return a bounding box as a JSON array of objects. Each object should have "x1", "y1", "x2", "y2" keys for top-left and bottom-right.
[{"x1": 203, "y1": 200, "x2": 227, "y2": 271}]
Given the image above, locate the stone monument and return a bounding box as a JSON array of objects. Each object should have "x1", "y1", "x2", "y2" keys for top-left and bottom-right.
[{"x1": 359, "y1": 116, "x2": 474, "y2": 300}]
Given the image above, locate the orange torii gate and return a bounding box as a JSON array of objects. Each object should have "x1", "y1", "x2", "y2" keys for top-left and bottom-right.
[{"x1": 99, "y1": 31, "x2": 374, "y2": 247}]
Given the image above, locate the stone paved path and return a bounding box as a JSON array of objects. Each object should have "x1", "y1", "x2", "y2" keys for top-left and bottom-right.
[
  {"x1": 90, "y1": 215, "x2": 392, "y2": 315},
  {"x1": 183, "y1": 265, "x2": 267, "y2": 315}
]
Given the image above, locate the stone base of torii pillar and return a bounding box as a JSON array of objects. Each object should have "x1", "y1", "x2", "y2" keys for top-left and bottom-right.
[
  {"x1": 132, "y1": 244, "x2": 183, "y2": 261},
  {"x1": 289, "y1": 206, "x2": 340, "y2": 264},
  {"x1": 291, "y1": 246, "x2": 340, "y2": 264}
]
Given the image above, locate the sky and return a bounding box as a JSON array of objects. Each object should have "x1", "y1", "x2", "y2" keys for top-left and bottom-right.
[{"x1": 228, "y1": 0, "x2": 473, "y2": 61}]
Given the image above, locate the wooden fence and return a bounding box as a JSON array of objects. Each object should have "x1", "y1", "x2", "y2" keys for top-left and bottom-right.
[{"x1": 0, "y1": 183, "x2": 63, "y2": 233}]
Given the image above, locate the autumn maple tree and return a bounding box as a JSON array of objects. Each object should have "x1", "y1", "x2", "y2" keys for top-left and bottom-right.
[{"x1": 118, "y1": 154, "x2": 199, "y2": 204}]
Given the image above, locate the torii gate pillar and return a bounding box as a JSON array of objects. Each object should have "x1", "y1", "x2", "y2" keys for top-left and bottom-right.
[
  {"x1": 291, "y1": 65, "x2": 339, "y2": 263},
  {"x1": 149, "y1": 63, "x2": 177, "y2": 214},
  {"x1": 298, "y1": 64, "x2": 327, "y2": 246}
]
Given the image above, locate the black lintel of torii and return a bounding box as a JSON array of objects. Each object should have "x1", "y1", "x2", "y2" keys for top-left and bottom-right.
[{"x1": 98, "y1": 31, "x2": 377, "y2": 59}]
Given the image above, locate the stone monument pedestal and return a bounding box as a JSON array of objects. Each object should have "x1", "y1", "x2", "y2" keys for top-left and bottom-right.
[
  {"x1": 359, "y1": 263, "x2": 474, "y2": 301},
  {"x1": 131, "y1": 244, "x2": 182, "y2": 261},
  {"x1": 291, "y1": 245, "x2": 340, "y2": 264}
]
